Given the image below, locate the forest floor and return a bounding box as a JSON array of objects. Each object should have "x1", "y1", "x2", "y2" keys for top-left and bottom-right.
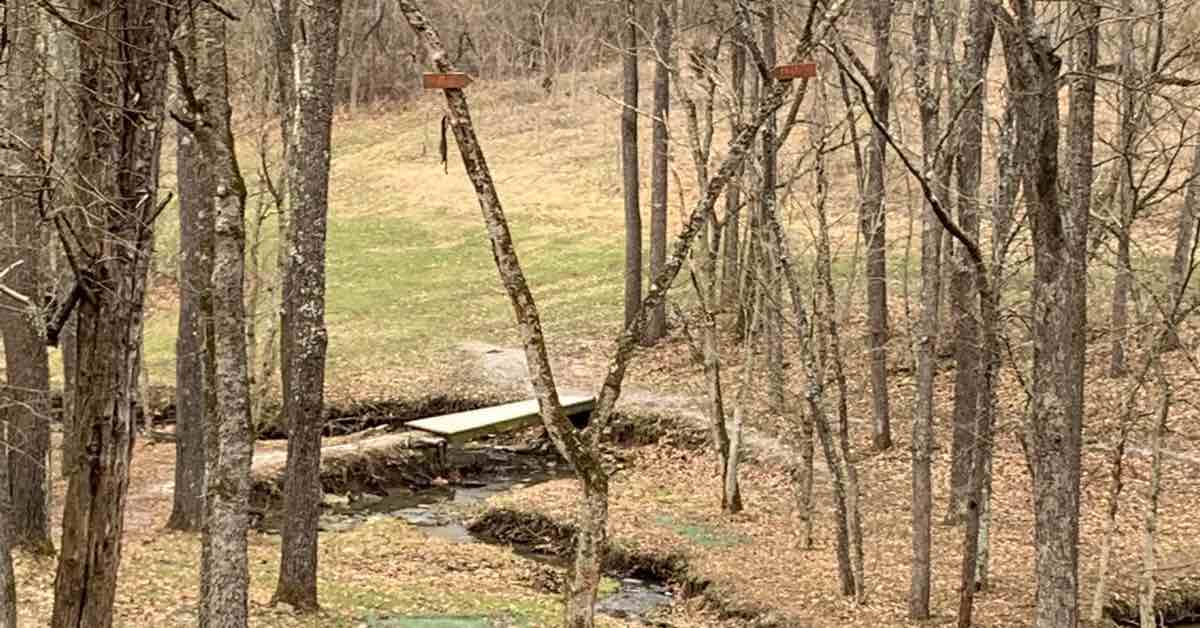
[{"x1": 13, "y1": 67, "x2": 1200, "y2": 625}]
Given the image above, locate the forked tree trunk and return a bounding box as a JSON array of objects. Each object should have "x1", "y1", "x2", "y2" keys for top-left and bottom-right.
[
  {"x1": 273, "y1": 0, "x2": 343, "y2": 611},
  {"x1": 400, "y1": 2, "x2": 803, "y2": 623},
  {"x1": 621, "y1": 0, "x2": 641, "y2": 328},
  {"x1": 1, "y1": 0, "x2": 53, "y2": 554},
  {"x1": 52, "y1": 2, "x2": 169, "y2": 625}
]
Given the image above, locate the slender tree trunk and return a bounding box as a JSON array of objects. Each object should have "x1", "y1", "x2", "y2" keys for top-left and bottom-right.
[
  {"x1": 1, "y1": 0, "x2": 53, "y2": 553},
  {"x1": 1139, "y1": 374, "x2": 1169, "y2": 628},
  {"x1": 52, "y1": 2, "x2": 169, "y2": 625},
  {"x1": 177, "y1": 5, "x2": 256, "y2": 625},
  {"x1": 909, "y1": 0, "x2": 941, "y2": 615},
  {"x1": 168, "y1": 80, "x2": 214, "y2": 533},
  {"x1": 722, "y1": 20, "x2": 746, "y2": 310},
  {"x1": 759, "y1": 2, "x2": 784, "y2": 412},
  {"x1": 947, "y1": 2, "x2": 993, "y2": 517},
  {"x1": 644, "y1": 0, "x2": 671, "y2": 345},
  {"x1": 1166, "y1": 143, "x2": 1200, "y2": 350},
  {"x1": 863, "y1": 0, "x2": 893, "y2": 451},
  {"x1": 0, "y1": 415, "x2": 14, "y2": 628},
  {"x1": 621, "y1": 0, "x2": 642, "y2": 329},
  {"x1": 273, "y1": 0, "x2": 343, "y2": 611},
  {"x1": 1110, "y1": 0, "x2": 1137, "y2": 378}
]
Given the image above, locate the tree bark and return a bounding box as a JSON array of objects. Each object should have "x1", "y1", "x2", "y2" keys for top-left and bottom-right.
[
  {"x1": 51, "y1": 2, "x2": 169, "y2": 625},
  {"x1": 909, "y1": 0, "x2": 942, "y2": 615},
  {"x1": 168, "y1": 36, "x2": 214, "y2": 533},
  {"x1": 621, "y1": 0, "x2": 641, "y2": 329},
  {"x1": 1, "y1": 0, "x2": 53, "y2": 553},
  {"x1": 863, "y1": 0, "x2": 893, "y2": 451},
  {"x1": 1139, "y1": 373, "x2": 1169, "y2": 628},
  {"x1": 759, "y1": 2, "x2": 784, "y2": 412},
  {"x1": 644, "y1": 0, "x2": 671, "y2": 345},
  {"x1": 1166, "y1": 143, "x2": 1200, "y2": 350},
  {"x1": 996, "y1": 4, "x2": 1087, "y2": 625},
  {"x1": 1110, "y1": 0, "x2": 1137, "y2": 378},
  {"x1": 947, "y1": 2, "x2": 993, "y2": 516},
  {"x1": 0, "y1": 414, "x2": 14, "y2": 628},
  {"x1": 721, "y1": 19, "x2": 746, "y2": 310},
  {"x1": 174, "y1": 4, "x2": 256, "y2": 625},
  {"x1": 272, "y1": 0, "x2": 343, "y2": 612}
]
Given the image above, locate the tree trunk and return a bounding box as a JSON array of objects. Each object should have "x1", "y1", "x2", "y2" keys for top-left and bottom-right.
[
  {"x1": 863, "y1": 0, "x2": 893, "y2": 451},
  {"x1": 909, "y1": 0, "x2": 942, "y2": 615},
  {"x1": 177, "y1": 4, "x2": 256, "y2": 625},
  {"x1": 1139, "y1": 373, "x2": 1169, "y2": 628},
  {"x1": 644, "y1": 0, "x2": 671, "y2": 345},
  {"x1": 721, "y1": 19, "x2": 746, "y2": 310},
  {"x1": 759, "y1": 2, "x2": 784, "y2": 412},
  {"x1": 621, "y1": 0, "x2": 641, "y2": 329},
  {"x1": 1, "y1": 0, "x2": 53, "y2": 553},
  {"x1": 997, "y1": 5, "x2": 1087, "y2": 625},
  {"x1": 168, "y1": 75, "x2": 214, "y2": 533},
  {"x1": 0, "y1": 414, "x2": 14, "y2": 628},
  {"x1": 51, "y1": 2, "x2": 169, "y2": 625},
  {"x1": 1110, "y1": 0, "x2": 1137, "y2": 378},
  {"x1": 1165, "y1": 143, "x2": 1200, "y2": 350},
  {"x1": 273, "y1": 0, "x2": 343, "y2": 611},
  {"x1": 947, "y1": 2, "x2": 993, "y2": 518}
]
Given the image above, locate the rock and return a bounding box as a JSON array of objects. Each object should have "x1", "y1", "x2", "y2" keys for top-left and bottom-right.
[{"x1": 323, "y1": 493, "x2": 350, "y2": 507}]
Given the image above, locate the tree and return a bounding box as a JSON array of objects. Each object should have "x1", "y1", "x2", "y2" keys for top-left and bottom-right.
[
  {"x1": 50, "y1": 0, "x2": 170, "y2": 624},
  {"x1": 759, "y1": 0, "x2": 785, "y2": 412},
  {"x1": 644, "y1": 0, "x2": 671, "y2": 345},
  {"x1": 948, "y1": 0, "x2": 994, "y2": 519},
  {"x1": 0, "y1": 0, "x2": 53, "y2": 554},
  {"x1": 861, "y1": 0, "x2": 893, "y2": 451},
  {"x1": 272, "y1": 0, "x2": 343, "y2": 610},
  {"x1": 167, "y1": 27, "x2": 215, "y2": 534},
  {"x1": 171, "y1": 2, "x2": 256, "y2": 624},
  {"x1": 398, "y1": 1, "x2": 821, "y2": 623},
  {"x1": 994, "y1": 1, "x2": 1088, "y2": 624},
  {"x1": 908, "y1": 0, "x2": 942, "y2": 615},
  {"x1": 0, "y1": 417, "x2": 14, "y2": 628},
  {"x1": 621, "y1": 0, "x2": 641, "y2": 329}
]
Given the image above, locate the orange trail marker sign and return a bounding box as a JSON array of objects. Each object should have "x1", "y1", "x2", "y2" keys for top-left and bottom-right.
[
  {"x1": 423, "y1": 72, "x2": 473, "y2": 90},
  {"x1": 771, "y1": 63, "x2": 818, "y2": 81}
]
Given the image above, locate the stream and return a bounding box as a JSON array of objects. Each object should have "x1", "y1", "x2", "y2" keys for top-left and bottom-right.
[{"x1": 262, "y1": 446, "x2": 674, "y2": 624}]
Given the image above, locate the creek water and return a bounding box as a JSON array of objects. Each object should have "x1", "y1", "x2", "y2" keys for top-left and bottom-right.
[{"x1": 270, "y1": 447, "x2": 674, "y2": 624}]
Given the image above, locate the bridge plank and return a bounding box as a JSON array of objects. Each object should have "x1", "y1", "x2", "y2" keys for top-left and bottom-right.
[{"x1": 405, "y1": 393, "x2": 594, "y2": 443}]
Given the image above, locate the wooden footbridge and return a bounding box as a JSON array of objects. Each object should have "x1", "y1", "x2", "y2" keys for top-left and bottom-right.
[{"x1": 405, "y1": 393, "x2": 595, "y2": 444}]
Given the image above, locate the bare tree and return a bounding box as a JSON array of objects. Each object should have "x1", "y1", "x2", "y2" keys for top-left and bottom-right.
[
  {"x1": 622, "y1": 0, "x2": 641, "y2": 328},
  {"x1": 644, "y1": 0, "x2": 672, "y2": 345},
  {"x1": 398, "y1": 1, "x2": 827, "y2": 623},
  {"x1": 171, "y1": 2, "x2": 256, "y2": 624},
  {"x1": 994, "y1": 1, "x2": 1088, "y2": 624},
  {"x1": 271, "y1": 0, "x2": 344, "y2": 611},
  {"x1": 946, "y1": 0, "x2": 993, "y2": 518},
  {"x1": 908, "y1": 0, "x2": 941, "y2": 615},
  {"x1": 167, "y1": 26, "x2": 215, "y2": 533},
  {"x1": 861, "y1": 0, "x2": 893, "y2": 451},
  {"x1": 0, "y1": 412, "x2": 13, "y2": 628},
  {"x1": 50, "y1": 0, "x2": 171, "y2": 625},
  {"x1": 0, "y1": 0, "x2": 53, "y2": 554}
]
